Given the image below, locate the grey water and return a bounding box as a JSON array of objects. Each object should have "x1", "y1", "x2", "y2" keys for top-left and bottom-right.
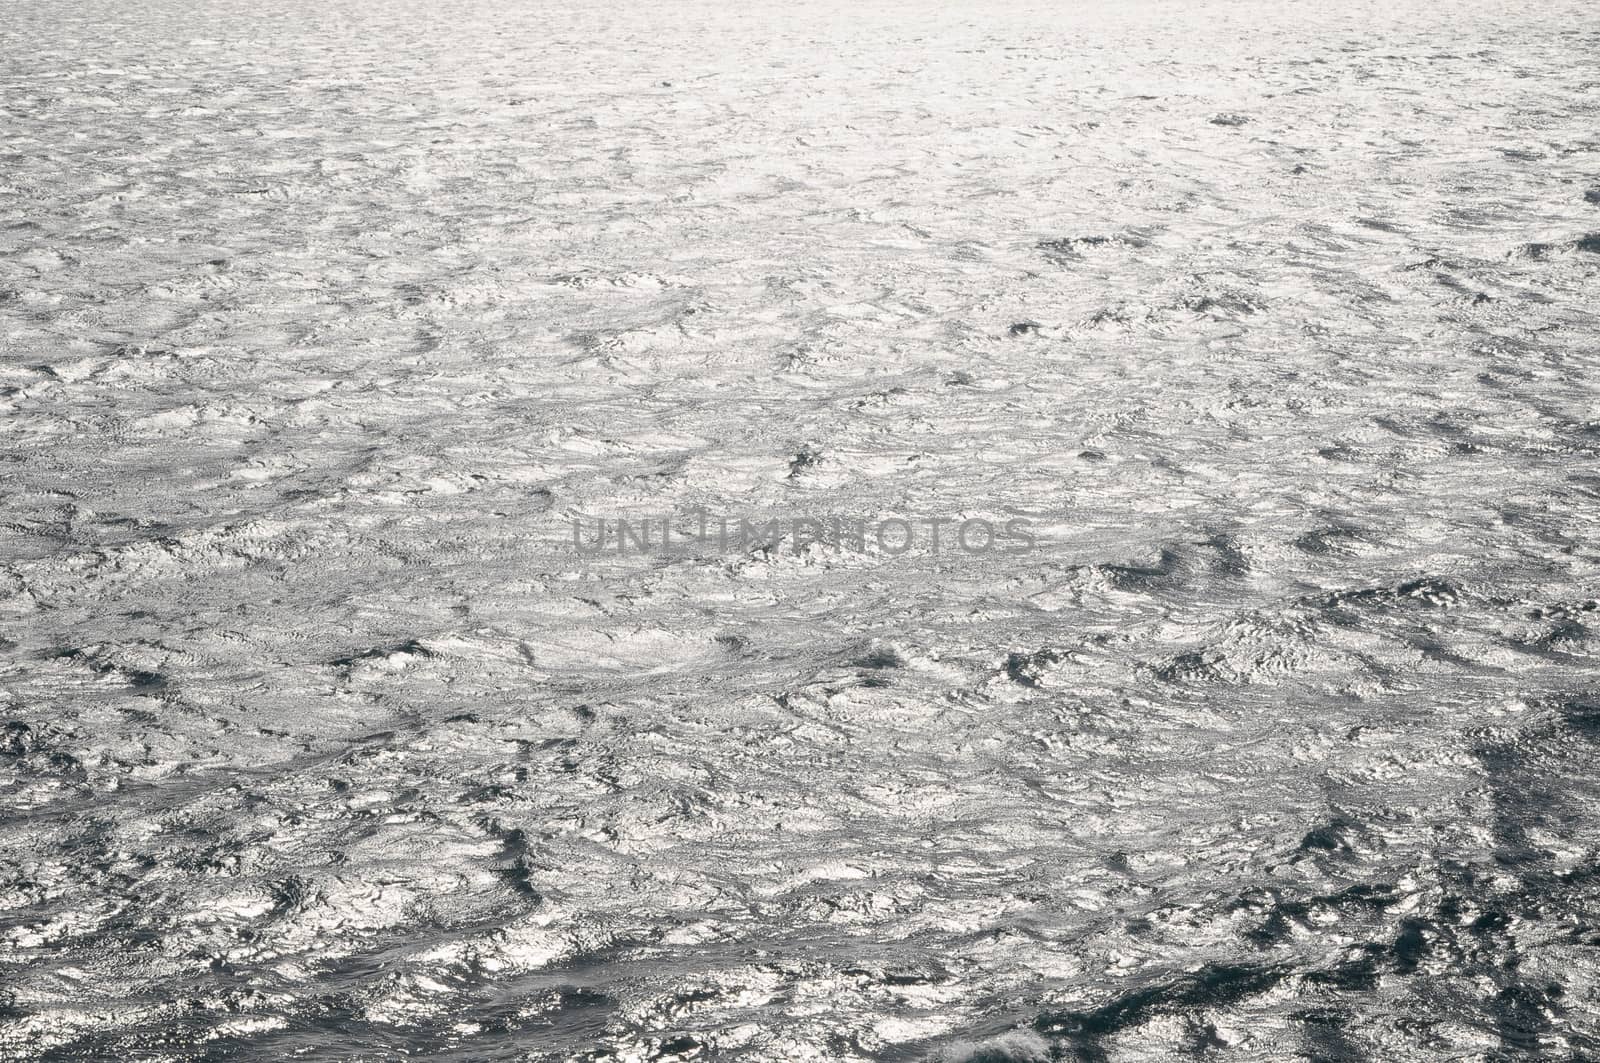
[{"x1": 2, "y1": 0, "x2": 1599, "y2": 1059}]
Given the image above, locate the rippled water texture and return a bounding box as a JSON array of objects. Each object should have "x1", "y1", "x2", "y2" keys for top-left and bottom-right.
[{"x1": 2, "y1": 0, "x2": 1599, "y2": 1058}]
